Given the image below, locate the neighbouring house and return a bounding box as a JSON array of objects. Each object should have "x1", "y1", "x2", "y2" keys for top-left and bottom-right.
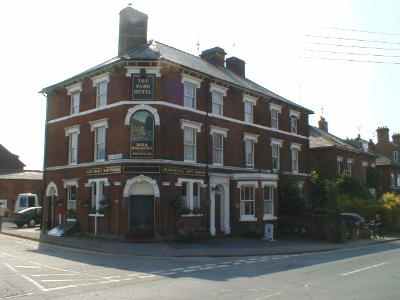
[
  {"x1": 368, "y1": 127, "x2": 400, "y2": 196},
  {"x1": 309, "y1": 117, "x2": 376, "y2": 187},
  {"x1": 40, "y1": 5, "x2": 313, "y2": 239},
  {"x1": 0, "y1": 144, "x2": 43, "y2": 215}
]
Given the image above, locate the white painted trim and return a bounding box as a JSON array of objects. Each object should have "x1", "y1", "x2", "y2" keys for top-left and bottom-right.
[
  {"x1": 243, "y1": 132, "x2": 259, "y2": 143},
  {"x1": 282, "y1": 171, "x2": 310, "y2": 177},
  {"x1": 45, "y1": 182, "x2": 58, "y2": 197},
  {"x1": 290, "y1": 143, "x2": 302, "y2": 150},
  {"x1": 124, "y1": 104, "x2": 160, "y2": 126},
  {"x1": 209, "y1": 125, "x2": 229, "y2": 138},
  {"x1": 91, "y1": 73, "x2": 110, "y2": 87},
  {"x1": 162, "y1": 182, "x2": 171, "y2": 186},
  {"x1": 240, "y1": 216, "x2": 257, "y2": 222},
  {"x1": 232, "y1": 173, "x2": 278, "y2": 181},
  {"x1": 63, "y1": 178, "x2": 79, "y2": 188},
  {"x1": 123, "y1": 175, "x2": 160, "y2": 198},
  {"x1": 66, "y1": 82, "x2": 82, "y2": 95},
  {"x1": 236, "y1": 181, "x2": 259, "y2": 188},
  {"x1": 47, "y1": 100, "x2": 309, "y2": 140},
  {"x1": 271, "y1": 138, "x2": 283, "y2": 146},
  {"x1": 263, "y1": 215, "x2": 277, "y2": 221},
  {"x1": 180, "y1": 119, "x2": 202, "y2": 132},
  {"x1": 181, "y1": 73, "x2": 202, "y2": 88},
  {"x1": 290, "y1": 109, "x2": 301, "y2": 118},
  {"x1": 210, "y1": 83, "x2": 228, "y2": 96},
  {"x1": 89, "y1": 118, "x2": 109, "y2": 131},
  {"x1": 261, "y1": 181, "x2": 278, "y2": 188},
  {"x1": 269, "y1": 103, "x2": 282, "y2": 113},
  {"x1": 64, "y1": 125, "x2": 80, "y2": 137},
  {"x1": 85, "y1": 177, "x2": 110, "y2": 187},
  {"x1": 125, "y1": 66, "x2": 161, "y2": 77},
  {"x1": 175, "y1": 178, "x2": 205, "y2": 187},
  {"x1": 243, "y1": 94, "x2": 258, "y2": 105}
]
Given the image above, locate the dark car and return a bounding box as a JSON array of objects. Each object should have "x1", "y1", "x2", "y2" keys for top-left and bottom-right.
[
  {"x1": 340, "y1": 213, "x2": 365, "y2": 226},
  {"x1": 12, "y1": 206, "x2": 42, "y2": 228}
]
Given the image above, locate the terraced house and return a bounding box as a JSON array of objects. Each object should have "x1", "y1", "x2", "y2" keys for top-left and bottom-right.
[{"x1": 41, "y1": 6, "x2": 313, "y2": 239}]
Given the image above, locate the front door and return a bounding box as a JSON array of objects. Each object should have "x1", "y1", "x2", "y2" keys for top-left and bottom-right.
[
  {"x1": 129, "y1": 195, "x2": 154, "y2": 237},
  {"x1": 214, "y1": 185, "x2": 224, "y2": 234}
]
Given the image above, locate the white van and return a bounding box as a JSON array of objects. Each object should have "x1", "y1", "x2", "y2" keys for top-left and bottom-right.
[{"x1": 14, "y1": 193, "x2": 39, "y2": 213}]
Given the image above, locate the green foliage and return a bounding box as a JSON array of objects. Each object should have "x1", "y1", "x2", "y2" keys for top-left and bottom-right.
[
  {"x1": 279, "y1": 177, "x2": 306, "y2": 216},
  {"x1": 336, "y1": 176, "x2": 372, "y2": 201}
]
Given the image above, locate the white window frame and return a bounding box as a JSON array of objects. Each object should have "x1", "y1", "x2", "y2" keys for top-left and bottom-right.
[
  {"x1": 66, "y1": 183, "x2": 78, "y2": 222},
  {"x1": 92, "y1": 73, "x2": 110, "y2": 108},
  {"x1": 391, "y1": 173, "x2": 396, "y2": 187},
  {"x1": 243, "y1": 95, "x2": 257, "y2": 124},
  {"x1": 271, "y1": 138, "x2": 283, "y2": 172},
  {"x1": 262, "y1": 182, "x2": 277, "y2": 220},
  {"x1": 238, "y1": 182, "x2": 258, "y2": 222},
  {"x1": 397, "y1": 175, "x2": 400, "y2": 187},
  {"x1": 65, "y1": 126, "x2": 80, "y2": 165},
  {"x1": 90, "y1": 119, "x2": 109, "y2": 162},
  {"x1": 290, "y1": 116, "x2": 298, "y2": 134},
  {"x1": 270, "y1": 103, "x2": 282, "y2": 129},
  {"x1": 211, "y1": 91, "x2": 224, "y2": 115},
  {"x1": 66, "y1": 82, "x2": 82, "y2": 115},
  {"x1": 183, "y1": 81, "x2": 197, "y2": 109},
  {"x1": 181, "y1": 120, "x2": 202, "y2": 163},
  {"x1": 394, "y1": 151, "x2": 399, "y2": 162},
  {"x1": 87, "y1": 178, "x2": 110, "y2": 217},
  {"x1": 182, "y1": 74, "x2": 202, "y2": 109},
  {"x1": 176, "y1": 179, "x2": 204, "y2": 213},
  {"x1": 243, "y1": 133, "x2": 258, "y2": 168},
  {"x1": 210, "y1": 126, "x2": 228, "y2": 166},
  {"x1": 212, "y1": 133, "x2": 224, "y2": 166},
  {"x1": 346, "y1": 159, "x2": 353, "y2": 177},
  {"x1": 291, "y1": 143, "x2": 302, "y2": 173}
]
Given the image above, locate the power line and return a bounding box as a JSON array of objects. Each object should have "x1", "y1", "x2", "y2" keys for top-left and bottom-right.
[
  {"x1": 308, "y1": 41, "x2": 400, "y2": 52},
  {"x1": 305, "y1": 34, "x2": 400, "y2": 46},
  {"x1": 302, "y1": 56, "x2": 400, "y2": 65},
  {"x1": 305, "y1": 48, "x2": 400, "y2": 59},
  {"x1": 325, "y1": 26, "x2": 400, "y2": 37}
]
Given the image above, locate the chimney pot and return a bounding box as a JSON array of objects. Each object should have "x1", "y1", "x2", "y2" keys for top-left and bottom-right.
[
  {"x1": 392, "y1": 133, "x2": 400, "y2": 145},
  {"x1": 318, "y1": 117, "x2": 328, "y2": 132},
  {"x1": 376, "y1": 127, "x2": 390, "y2": 144}
]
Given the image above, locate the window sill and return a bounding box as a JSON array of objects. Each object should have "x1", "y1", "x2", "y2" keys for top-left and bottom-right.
[
  {"x1": 66, "y1": 218, "x2": 77, "y2": 222},
  {"x1": 180, "y1": 214, "x2": 204, "y2": 217},
  {"x1": 183, "y1": 159, "x2": 197, "y2": 163},
  {"x1": 240, "y1": 216, "x2": 257, "y2": 222},
  {"x1": 212, "y1": 163, "x2": 224, "y2": 167},
  {"x1": 68, "y1": 162, "x2": 78, "y2": 166},
  {"x1": 89, "y1": 213, "x2": 104, "y2": 217},
  {"x1": 263, "y1": 215, "x2": 277, "y2": 221},
  {"x1": 94, "y1": 159, "x2": 106, "y2": 163}
]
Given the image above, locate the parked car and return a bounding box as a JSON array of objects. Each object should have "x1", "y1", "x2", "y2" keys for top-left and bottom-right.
[
  {"x1": 340, "y1": 213, "x2": 365, "y2": 226},
  {"x1": 12, "y1": 206, "x2": 42, "y2": 228},
  {"x1": 14, "y1": 193, "x2": 39, "y2": 212}
]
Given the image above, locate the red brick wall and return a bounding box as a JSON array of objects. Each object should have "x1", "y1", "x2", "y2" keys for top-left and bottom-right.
[{"x1": 0, "y1": 179, "x2": 42, "y2": 213}]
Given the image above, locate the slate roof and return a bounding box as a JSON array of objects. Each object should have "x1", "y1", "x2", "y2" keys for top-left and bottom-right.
[
  {"x1": 309, "y1": 126, "x2": 373, "y2": 155},
  {"x1": 42, "y1": 41, "x2": 313, "y2": 113},
  {"x1": 0, "y1": 171, "x2": 43, "y2": 181}
]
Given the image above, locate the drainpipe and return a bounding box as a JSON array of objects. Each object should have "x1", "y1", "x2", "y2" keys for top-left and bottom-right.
[
  {"x1": 41, "y1": 91, "x2": 50, "y2": 233},
  {"x1": 205, "y1": 80, "x2": 211, "y2": 235}
]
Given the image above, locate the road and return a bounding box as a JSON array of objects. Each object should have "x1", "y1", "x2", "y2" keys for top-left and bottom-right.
[{"x1": 0, "y1": 234, "x2": 399, "y2": 300}]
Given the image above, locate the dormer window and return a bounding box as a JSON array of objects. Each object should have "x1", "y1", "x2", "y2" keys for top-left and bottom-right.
[
  {"x1": 181, "y1": 74, "x2": 202, "y2": 110},
  {"x1": 66, "y1": 82, "x2": 82, "y2": 115},
  {"x1": 243, "y1": 95, "x2": 257, "y2": 124},
  {"x1": 210, "y1": 83, "x2": 227, "y2": 116},
  {"x1": 270, "y1": 103, "x2": 282, "y2": 129},
  {"x1": 290, "y1": 110, "x2": 300, "y2": 134},
  {"x1": 92, "y1": 73, "x2": 110, "y2": 108}
]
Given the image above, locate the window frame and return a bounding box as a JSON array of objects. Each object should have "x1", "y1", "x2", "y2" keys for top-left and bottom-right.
[
  {"x1": 211, "y1": 91, "x2": 224, "y2": 115},
  {"x1": 70, "y1": 92, "x2": 80, "y2": 115},
  {"x1": 66, "y1": 185, "x2": 77, "y2": 221},
  {"x1": 271, "y1": 109, "x2": 280, "y2": 129},
  {"x1": 183, "y1": 81, "x2": 197, "y2": 109},
  {"x1": 394, "y1": 151, "x2": 399, "y2": 162},
  {"x1": 271, "y1": 142, "x2": 281, "y2": 171},
  {"x1": 244, "y1": 139, "x2": 255, "y2": 168},
  {"x1": 68, "y1": 131, "x2": 79, "y2": 165},
  {"x1": 179, "y1": 179, "x2": 203, "y2": 213},
  {"x1": 94, "y1": 126, "x2": 107, "y2": 162},
  {"x1": 96, "y1": 80, "x2": 108, "y2": 108},
  {"x1": 212, "y1": 133, "x2": 224, "y2": 166},
  {"x1": 263, "y1": 185, "x2": 275, "y2": 220},
  {"x1": 291, "y1": 148, "x2": 299, "y2": 173},
  {"x1": 290, "y1": 116, "x2": 298, "y2": 134},
  {"x1": 240, "y1": 185, "x2": 256, "y2": 221},
  {"x1": 244, "y1": 101, "x2": 254, "y2": 123},
  {"x1": 183, "y1": 126, "x2": 197, "y2": 162}
]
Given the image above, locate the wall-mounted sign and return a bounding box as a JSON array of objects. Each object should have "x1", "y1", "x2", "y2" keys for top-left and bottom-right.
[
  {"x1": 86, "y1": 166, "x2": 122, "y2": 176},
  {"x1": 130, "y1": 110, "x2": 155, "y2": 158},
  {"x1": 132, "y1": 69, "x2": 155, "y2": 100},
  {"x1": 161, "y1": 166, "x2": 206, "y2": 177}
]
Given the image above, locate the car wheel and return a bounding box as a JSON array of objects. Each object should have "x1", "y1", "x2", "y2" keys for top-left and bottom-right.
[{"x1": 28, "y1": 219, "x2": 36, "y2": 227}]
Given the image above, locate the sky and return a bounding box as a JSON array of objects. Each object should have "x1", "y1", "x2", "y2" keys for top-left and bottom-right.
[{"x1": 0, "y1": 0, "x2": 399, "y2": 170}]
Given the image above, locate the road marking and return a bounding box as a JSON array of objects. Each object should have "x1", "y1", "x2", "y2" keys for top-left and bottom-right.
[
  {"x1": 0, "y1": 292, "x2": 34, "y2": 300},
  {"x1": 41, "y1": 279, "x2": 101, "y2": 283},
  {"x1": 15, "y1": 266, "x2": 41, "y2": 269},
  {"x1": 31, "y1": 273, "x2": 79, "y2": 277},
  {"x1": 20, "y1": 275, "x2": 46, "y2": 292},
  {"x1": 340, "y1": 262, "x2": 387, "y2": 277},
  {"x1": 255, "y1": 292, "x2": 282, "y2": 299}
]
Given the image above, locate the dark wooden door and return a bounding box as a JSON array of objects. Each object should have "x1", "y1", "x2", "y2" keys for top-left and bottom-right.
[
  {"x1": 215, "y1": 193, "x2": 222, "y2": 234},
  {"x1": 129, "y1": 195, "x2": 154, "y2": 237}
]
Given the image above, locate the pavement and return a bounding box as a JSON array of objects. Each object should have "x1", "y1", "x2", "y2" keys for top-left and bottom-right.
[
  {"x1": 1, "y1": 221, "x2": 399, "y2": 257},
  {"x1": 1, "y1": 233, "x2": 400, "y2": 300}
]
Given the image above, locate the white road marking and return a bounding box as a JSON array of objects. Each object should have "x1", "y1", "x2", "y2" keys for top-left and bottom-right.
[
  {"x1": 255, "y1": 292, "x2": 282, "y2": 299},
  {"x1": 41, "y1": 279, "x2": 101, "y2": 283},
  {"x1": 15, "y1": 266, "x2": 40, "y2": 269},
  {"x1": 340, "y1": 262, "x2": 387, "y2": 277},
  {"x1": 20, "y1": 275, "x2": 46, "y2": 292},
  {"x1": 0, "y1": 292, "x2": 34, "y2": 300},
  {"x1": 31, "y1": 273, "x2": 79, "y2": 277}
]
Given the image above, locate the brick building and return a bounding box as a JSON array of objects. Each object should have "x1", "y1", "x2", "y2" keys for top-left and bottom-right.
[
  {"x1": 0, "y1": 144, "x2": 43, "y2": 215},
  {"x1": 368, "y1": 127, "x2": 400, "y2": 196},
  {"x1": 41, "y1": 6, "x2": 313, "y2": 239},
  {"x1": 309, "y1": 117, "x2": 376, "y2": 186}
]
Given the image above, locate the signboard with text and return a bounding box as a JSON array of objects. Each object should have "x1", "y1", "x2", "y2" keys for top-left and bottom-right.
[{"x1": 132, "y1": 71, "x2": 155, "y2": 99}]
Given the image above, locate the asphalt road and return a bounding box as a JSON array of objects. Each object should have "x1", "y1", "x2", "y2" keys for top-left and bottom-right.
[{"x1": 0, "y1": 234, "x2": 399, "y2": 300}]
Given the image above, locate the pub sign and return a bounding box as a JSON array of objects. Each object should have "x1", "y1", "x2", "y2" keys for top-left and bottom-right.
[{"x1": 132, "y1": 68, "x2": 155, "y2": 99}]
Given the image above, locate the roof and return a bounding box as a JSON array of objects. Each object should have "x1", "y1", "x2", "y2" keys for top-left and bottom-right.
[
  {"x1": 42, "y1": 41, "x2": 313, "y2": 113},
  {"x1": 0, "y1": 144, "x2": 25, "y2": 171},
  {"x1": 0, "y1": 171, "x2": 43, "y2": 181},
  {"x1": 309, "y1": 126, "x2": 374, "y2": 156}
]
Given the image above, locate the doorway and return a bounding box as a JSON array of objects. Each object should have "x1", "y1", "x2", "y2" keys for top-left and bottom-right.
[
  {"x1": 129, "y1": 195, "x2": 154, "y2": 237},
  {"x1": 214, "y1": 185, "x2": 224, "y2": 234}
]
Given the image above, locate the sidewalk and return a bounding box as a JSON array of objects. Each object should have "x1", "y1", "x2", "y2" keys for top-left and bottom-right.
[{"x1": 1, "y1": 222, "x2": 399, "y2": 257}]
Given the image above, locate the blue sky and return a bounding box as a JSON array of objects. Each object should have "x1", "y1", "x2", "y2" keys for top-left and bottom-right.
[{"x1": 0, "y1": 0, "x2": 399, "y2": 169}]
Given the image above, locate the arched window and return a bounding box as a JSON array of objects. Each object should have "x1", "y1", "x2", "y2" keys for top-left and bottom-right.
[{"x1": 130, "y1": 110, "x2": 155, "y2": 158}]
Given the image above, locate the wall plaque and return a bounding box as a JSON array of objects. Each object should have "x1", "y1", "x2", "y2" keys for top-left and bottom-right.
[
  {"x1": 132, "y1": 69, "x2": 155, "y2": 99},
  {"x1": 160, "y1": 166, "x2": 206, "y2": 177},
  {"x1": 86, "y1": 166, "x2": 122, "y2": 176}
]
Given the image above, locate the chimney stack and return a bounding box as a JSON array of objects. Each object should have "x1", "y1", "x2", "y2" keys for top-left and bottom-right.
[
  {"x1": 200, "y1": 47, "x2": 226, "y2": 67},
  {"x1": 376, "y1": 127, "x2": 389, "y2": 144},
  {"x1": 318, "y1": 117, "x2": 328, "y2": 132},
  {"x1": 393, "y1": 133, "x2": 400, "y2": 145},
  {"x1": 118, "y1": 5, "x2": 148, "y2": 56},
  {"x1": 226, "y1": 57, "x2": 246, "y2": 77}
]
